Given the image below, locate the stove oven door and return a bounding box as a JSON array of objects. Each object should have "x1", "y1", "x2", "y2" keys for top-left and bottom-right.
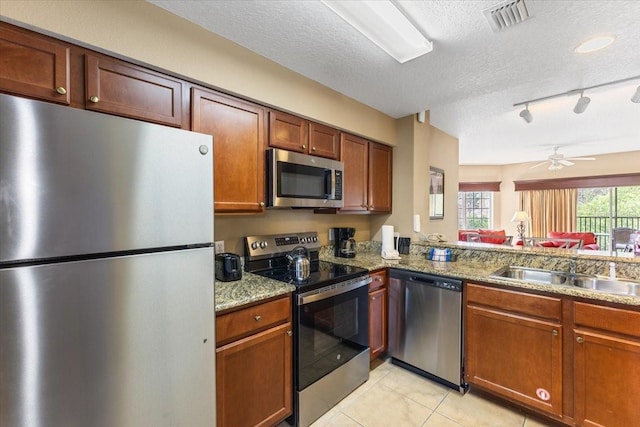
[{"x1": 295, "y1": 278, "x2": 369, "y2": 390}]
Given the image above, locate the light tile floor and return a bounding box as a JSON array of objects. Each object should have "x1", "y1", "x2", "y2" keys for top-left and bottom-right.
[{"x1": 287, "y1": 358, "x2": 557, "y2": 427}]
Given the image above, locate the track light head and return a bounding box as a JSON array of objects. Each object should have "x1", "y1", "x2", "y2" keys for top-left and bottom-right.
[
  {"x1": 573, "y1": 91, "x2": 591, "y2": 114},
  {"x1": 632, "y1": 85, "x2": 640, "y2": 103},
  {"x1": 519, "y1": 104, "x2": 533, "y2": 123}
]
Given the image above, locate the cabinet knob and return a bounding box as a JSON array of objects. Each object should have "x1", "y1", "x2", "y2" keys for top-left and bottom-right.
[
  {"x1": 254, "y1": 315, "x2": 261, "y2": 322},
  {"x1": 576, "y1": 336, "x2": 584, "y2": 343},
  {"x1": 372, "y1": 296, "x2": 376, "y2": 300},
  {"x1": 369, "y1": 205, "x2": 374, "y2": 209},
  {"x1": 552, "y1": 329, "x2": 558, "y2": 336},
  {"x1": 361, "y1": 204, "x2": 366, "y2": 208},
  {"x1": 302, "y1": 144, "x2": 306, "y2": 149},
  {"x1": 89, "y1": 96, "x2": 99, "y2": 103},
  {"x1": 375, "y1": 277, "x2": 381, "y2": 282},
  {"x1": 287, "y1": 330, "x2": 292, "y2": 336},
  {"x1": 55, "y1": 86, "x2": 67, "y2": 95},
  {"x1": 311, "y1": 146, "x2": 316, "y2": 151},
  {"x1": 259, "y1": 201, "x2": 265, "y2": 207}
]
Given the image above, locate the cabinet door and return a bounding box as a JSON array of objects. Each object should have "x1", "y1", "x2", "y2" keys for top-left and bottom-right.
[
  {"x1": 192, "y1": 88, "x2": 266, "y2": 213},
  {"x1": 369, "y1": 287, "x2": 387, "y2": 361},
  {"x1": 573, "y1": 330, "x2": 640, "y2": 427},
  {"x1": 216, "y1": 322, "x2": 292, "y2": 427},
  {"x1": 0, "y1": 24, "x2": 70, "y2": 104},
  {"x1": 85, "y1": 54, "x2": 183, "y2": 127},
  {"x1": 368, "y1": 142, "x2": 393, "y2": 213},
  {"x1": 466, "y1": 305, "x2": 563, "y2": 417},
  {"x1": 269, "y1": 110, "x2": 308, "y2": 153},
  {"x1": 309, "y1": 122, "x2": 340, "y2": 159},
  {"x1": 340, "y1": 133, "x2": 369, "y2": 211}
]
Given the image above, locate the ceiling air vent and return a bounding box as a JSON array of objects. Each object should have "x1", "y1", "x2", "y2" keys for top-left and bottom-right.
[{"x1": 483, "y1": 0, "x2": 534, "y2": 32}]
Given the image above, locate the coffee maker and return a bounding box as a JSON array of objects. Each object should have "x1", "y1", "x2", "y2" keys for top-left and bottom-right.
[{"x1": 333, "y1": 227, "x2": 356, "y2": 258}]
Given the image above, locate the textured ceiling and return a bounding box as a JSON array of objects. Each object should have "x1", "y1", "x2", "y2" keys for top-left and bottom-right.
[{"x1": 149, "y1": 0, "x2": 640, "y2": 166}]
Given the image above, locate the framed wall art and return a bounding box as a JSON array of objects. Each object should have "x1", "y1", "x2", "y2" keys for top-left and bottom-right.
[{"x1": 429, "y1": 167, "x2": 444, "y2": 220}]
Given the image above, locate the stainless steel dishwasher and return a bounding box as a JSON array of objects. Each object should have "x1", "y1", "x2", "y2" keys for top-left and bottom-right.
[{"x1": 388, "y1": 269, "x2": 467, "y2": 392}]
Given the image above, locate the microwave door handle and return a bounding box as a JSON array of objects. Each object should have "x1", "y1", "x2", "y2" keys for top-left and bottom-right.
[{"x1": 325, "y1": 169, "x2": 334, "y2": 199}]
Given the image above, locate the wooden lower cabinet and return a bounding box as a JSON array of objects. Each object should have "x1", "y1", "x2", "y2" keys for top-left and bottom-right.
[
  {"x1": 216, "y1": 295, "x2": 292, "y2": 427},
  {"x1": 369, "y1": 269, "x2": 388, "y2": 360},
  {"x1": 573, "y1": 302, "x2": 640, "y2": 427},
  {"x1": 465, "y1": 283, "x2": 564, "y2": 418}
]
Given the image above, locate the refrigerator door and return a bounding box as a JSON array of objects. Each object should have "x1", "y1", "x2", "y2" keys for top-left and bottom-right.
[
  {"x1": 0, "y1": 94, "x2": 213, "y2": 264},
  {"x1": 0, "y1": 247, "x2": 215, "y2": 427}
]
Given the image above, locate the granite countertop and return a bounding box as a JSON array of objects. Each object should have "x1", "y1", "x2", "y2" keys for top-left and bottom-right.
[{"x1": 215, "y1": 251, "x2": 639, "y2": 313}]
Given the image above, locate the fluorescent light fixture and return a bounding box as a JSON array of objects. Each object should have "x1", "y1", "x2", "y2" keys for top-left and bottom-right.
[
  {"x1": 519, "y1": 104, "x2": 533, "y2": 123},
  {"x1": 632, "y1": 85, "x2": 640, "y2": 103},
  {"x1": 575, "y1": 36, "x2": 615, "y2": 53},
  {"x1": 573, "y1": 91, "x2": 591, "y2": 114},
  {"x1": 321, "y1": 0, "x2": 433, "y2": 63}
]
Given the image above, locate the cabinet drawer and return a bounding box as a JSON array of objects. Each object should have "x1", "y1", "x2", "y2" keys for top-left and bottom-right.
[
  {"x1": 369, "y1": 269, "x2": 387, "y2": 292},
  {"x1": 574, "y1": 302, "x2": 640, "y2": 338},
  {"x1": 216, "y1": 296, "x2": 291, "y2": 345},
  {"x1": 467, "y1": 283, "x2": 562, "y2": 321}
]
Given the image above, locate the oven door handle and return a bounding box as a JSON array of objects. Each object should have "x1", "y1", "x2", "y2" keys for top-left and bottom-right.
[{"x1": 298, "y1": 275, "x2": 372, "y2": 305}]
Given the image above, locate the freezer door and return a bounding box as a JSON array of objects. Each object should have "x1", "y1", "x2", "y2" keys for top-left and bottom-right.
[
  {"x1": 0, "y1": 248, "x2": 215, "y2": 427},
  {"x1": 0, "y1": 94, "x2": 213, "y2": 263}
]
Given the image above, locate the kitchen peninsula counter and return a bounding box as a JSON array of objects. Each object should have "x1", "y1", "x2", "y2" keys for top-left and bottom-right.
[{"x1": 320, "y1": 243, "x2": 640, "y2": 307}]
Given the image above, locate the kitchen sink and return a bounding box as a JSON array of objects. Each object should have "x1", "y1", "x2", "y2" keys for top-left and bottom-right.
[
  {"x1": 490, "y1": 266, "x2": 640, "y2": 297},
  {"x1": 572, "y1": 277, "x2": 640, "y2": 296},
  {"x1": 490, "y1": 266, "x2": 569, "y2": 285}
]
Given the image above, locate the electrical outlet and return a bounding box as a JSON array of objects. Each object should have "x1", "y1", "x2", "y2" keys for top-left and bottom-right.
[{"x1": 214, "y1": 240, "x2": 225, "y2": 254}]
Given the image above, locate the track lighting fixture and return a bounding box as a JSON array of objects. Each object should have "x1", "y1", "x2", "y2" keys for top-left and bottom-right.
[
  {"x1": 519, "y1": 104, "x2": 533, "y2": 123},
  {"x1": 632, "y1": 86, "x2": 640, "y2": 103},
  {"x1": 573, "y1": 91, "x2": 591, "y2": 114},
  {"x1": 514, "y1": 75, "x2": 640, "y2": 122}
]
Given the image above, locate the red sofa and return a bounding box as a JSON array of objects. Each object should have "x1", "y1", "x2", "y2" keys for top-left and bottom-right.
[
  {"x1": 458, "y1": 229, "x2": 510, "y2": 244},
  {"x1": 547, "y1": 231, "x2": 600, "y2": 250},
  {"x1": 514, "y1": 231, "x2": 600, "y2": 250}
]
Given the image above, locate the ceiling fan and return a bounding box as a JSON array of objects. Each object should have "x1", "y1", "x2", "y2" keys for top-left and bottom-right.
[{"x1": 530, "y1": 146, "x2": 596, "y2": 170}]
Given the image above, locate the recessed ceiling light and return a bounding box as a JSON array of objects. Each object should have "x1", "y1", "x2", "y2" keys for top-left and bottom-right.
[{"x1": 575, "y1": 36, "x2": 615, "y2": 53}]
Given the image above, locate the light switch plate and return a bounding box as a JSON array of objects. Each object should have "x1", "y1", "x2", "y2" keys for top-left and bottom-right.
[{"x1": 214, "y1": 241, "x2": 225, "y2": 254}]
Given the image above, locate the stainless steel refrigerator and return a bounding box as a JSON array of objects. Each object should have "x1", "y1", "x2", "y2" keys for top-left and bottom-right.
[{"x1": 0, "y1": 93, "x2": 215, "y2": 426}]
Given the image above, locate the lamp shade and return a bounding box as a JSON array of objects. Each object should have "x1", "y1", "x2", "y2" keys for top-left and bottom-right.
[{"x1": 511, "y1": 211, "x2": 529, "y2": 222}]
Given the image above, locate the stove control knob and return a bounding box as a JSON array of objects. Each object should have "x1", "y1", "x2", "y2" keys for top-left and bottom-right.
[
  {"x1": 300, "y1": 237, "x2": 306, "y2": 243},
  {"x1": 313, "y1": 236, "x2": 318, "y2": 242},
  {"x1": 259, "y1": 241, "x2": 268, "y2": 249},
  {"x1": 251, "y1": 242, "x2": 259, "y2": 250}
]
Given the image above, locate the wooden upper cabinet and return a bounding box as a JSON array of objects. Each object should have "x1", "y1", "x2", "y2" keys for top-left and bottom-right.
[
  {"x1": 269, "y1": 110, "x2": 340, "y2": 159},
  {"x1": 340, "y1": 133, "x2": 369, "y2": 212},
  {"x1": 308, "y1": 122, "x2": 340, "y2": 159},
  {"x1": 191, "y1": 88, "x2": 266, "y2": 214},
  {"x1": 269, "y1": 110, "x2": 308, "y2": 153},
  {"x1": 85, "y1": 54, "x2": 183, "y2": 127},
  {"x1": 340, "y1": 133, "x2": 392, "y2": 213},
  {"x1": 368, "y1": 142, "x2": 392, "y2": 213},
  {"x1": 0, "y1": 24, "x2": 70, "y2": 104}
]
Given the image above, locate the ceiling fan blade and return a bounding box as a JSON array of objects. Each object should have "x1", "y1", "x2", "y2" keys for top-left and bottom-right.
[
  {"x1": 530, "y1": 161, "x2": 548, "y2": 169},
  {"x1": 559, "y1": 160, "x2": 574, "y2": 166},
  {"x1": 566, "y1": 157, "x2": 596, "y2": 161}
]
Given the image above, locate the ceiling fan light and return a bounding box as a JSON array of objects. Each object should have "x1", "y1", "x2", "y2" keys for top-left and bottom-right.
[
  {"x1": 632, "y1": 85, "x2": 640, "y2": 103},
  {"x1": 573, "y1": 93, "x2": 591, "y2": 114},
  {"x1": 519, "y1": 104, "x2": 533, "y2": 123}
]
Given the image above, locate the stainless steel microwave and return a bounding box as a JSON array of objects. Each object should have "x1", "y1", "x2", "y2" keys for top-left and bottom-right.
[{"x1": 266, "y1": 148, "x2": 344, "y2": 208}]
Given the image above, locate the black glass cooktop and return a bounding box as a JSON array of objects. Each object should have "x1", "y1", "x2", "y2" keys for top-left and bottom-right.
[{"x1": 252, "y1": 261, "x2": 368, "y2": 291}]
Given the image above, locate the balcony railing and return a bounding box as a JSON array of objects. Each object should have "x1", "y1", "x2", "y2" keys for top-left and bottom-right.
[{"x1": 577, "y1": 216, "x2": 640, "y2": 251}]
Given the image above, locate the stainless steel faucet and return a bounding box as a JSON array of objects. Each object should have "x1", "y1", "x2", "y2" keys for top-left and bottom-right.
[{"x1": 567, "y1": 257, "x2": 577, "y2": 285}]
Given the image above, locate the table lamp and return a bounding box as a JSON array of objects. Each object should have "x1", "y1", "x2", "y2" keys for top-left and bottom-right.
[{"x1": 511, "y1": 211, "x2": 529, "y2": 242}]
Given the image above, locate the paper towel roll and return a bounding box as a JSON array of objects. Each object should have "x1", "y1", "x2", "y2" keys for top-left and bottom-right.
[{"x1": 381, "y1": 225, "x2": 399, "y2": 259}]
